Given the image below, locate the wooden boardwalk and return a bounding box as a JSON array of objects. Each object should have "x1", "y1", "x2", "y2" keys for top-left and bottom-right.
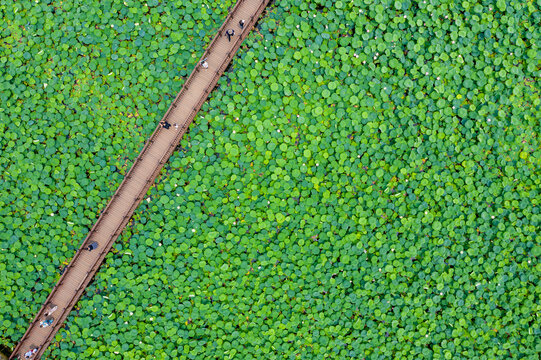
[{"x1": 10, "y1": 0, "x2": 270, "y2": 358}]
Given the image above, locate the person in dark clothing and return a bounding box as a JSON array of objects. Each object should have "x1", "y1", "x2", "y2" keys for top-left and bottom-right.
[
  {"x1": 159, "y1": 121, "x2": 171, "y2": 129},
  {"x1": 86, "y1": 241, "x2": 98, "y2": 251},
  {"x1": 239, "y1": 20, "x2": 245, "y2": 29},
  {"x1": 226, "y1": 29, "x2": 235, "y2": 42}
]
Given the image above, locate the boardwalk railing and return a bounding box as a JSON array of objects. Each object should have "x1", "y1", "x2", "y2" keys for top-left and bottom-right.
[{"x1": 10, "y1": 0, "x2": 270, "y2": 358}]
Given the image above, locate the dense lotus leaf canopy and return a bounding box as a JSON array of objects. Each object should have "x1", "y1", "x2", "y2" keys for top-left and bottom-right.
[{"x1": 0, "y1": 0, "x2": 540, "y2": 359}]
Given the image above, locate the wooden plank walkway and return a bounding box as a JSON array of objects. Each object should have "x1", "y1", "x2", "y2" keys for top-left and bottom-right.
[{"x1": 10, "y1": 0, "x2": 270, "y2": 358}]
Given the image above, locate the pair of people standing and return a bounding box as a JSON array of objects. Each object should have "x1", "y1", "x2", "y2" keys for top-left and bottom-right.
[
  {"x1": 39, "y1": 303, "x2": 58, "y2": 329},
  {"x1": 23, "y1": 347, "x2": 39, "y2": 359},
  {"x1": 226, "y1": 20, "x2": 245, "y2": 41}
]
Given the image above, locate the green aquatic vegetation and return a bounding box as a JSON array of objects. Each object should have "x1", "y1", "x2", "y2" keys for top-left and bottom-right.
[{"x1": 1, "y1": 0, "x2": 540, "y2": 359}]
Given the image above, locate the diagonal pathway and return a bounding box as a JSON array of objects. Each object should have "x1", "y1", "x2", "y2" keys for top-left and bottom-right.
[{"x1": 10, "y1": 0, "x2": 270, "y2": 358}]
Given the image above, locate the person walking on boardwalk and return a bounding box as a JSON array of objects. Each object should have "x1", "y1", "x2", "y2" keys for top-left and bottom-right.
[
  {"x1": 226, "y1": 29, "x2": 235, "y2": 42},
  {"x1": 39, "y1": 317, "x2": 54, "y2": 328},
  {"x1": 239, "y1": 20, "x2": 245, "y2": 29},
  {"x1": 86, "y1": 241, "x2": 98, "y2": 251},
  {"x1": 200, "y1": 58, "x2": 208, "y2": 69}
]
